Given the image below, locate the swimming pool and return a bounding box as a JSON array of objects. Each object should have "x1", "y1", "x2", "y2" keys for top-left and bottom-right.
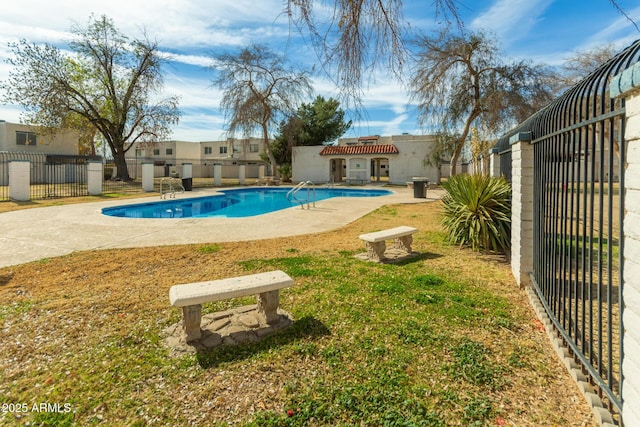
[{"x1": 101, "y1": 187, "x2": 393, "y2": 218}]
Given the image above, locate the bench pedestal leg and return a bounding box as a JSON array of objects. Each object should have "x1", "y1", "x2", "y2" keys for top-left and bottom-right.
[
  {"x1": 393, "y1": 235, "x2": 413, "y2": 253},
  {"x1": 257, "y1": 290, "x2": 280, "y2": 325},
  {"x1": 182, "y1": 304, "x2": 202, "y2": 342},
  {"x1": 365, "y1": 241, "x2": 386, "y2": 262}
]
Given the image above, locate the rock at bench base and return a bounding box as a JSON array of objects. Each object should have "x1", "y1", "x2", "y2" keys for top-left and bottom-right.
[{"x1": 163, "y1": 305, "x2": 294, "y2": 354}]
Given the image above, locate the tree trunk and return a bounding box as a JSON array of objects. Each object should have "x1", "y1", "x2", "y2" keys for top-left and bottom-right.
[
  {"x1": 262, "y1": 123, "x2": 278, "y2": 179},
  {"x1": 450, "y1": 151, "x2": 459, "y2": 177},
  {"x1": 112, "y1": 151, "x2": 131, "y2": 181},
  {"x1": 450, "y1": 109, "x2": 480, "y2": 177}
]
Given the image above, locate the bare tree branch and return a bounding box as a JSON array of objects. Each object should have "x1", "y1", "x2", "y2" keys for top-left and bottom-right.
[{"x1": 211, "y1": 44, "x2": 312, "y2": 178}]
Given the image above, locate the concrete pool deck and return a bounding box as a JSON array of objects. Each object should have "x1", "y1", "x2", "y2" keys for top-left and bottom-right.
[{"x1": 0, "y1": 185, "x2": 443, "y2": 268}]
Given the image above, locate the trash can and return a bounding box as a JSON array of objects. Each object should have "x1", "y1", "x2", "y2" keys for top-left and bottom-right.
[
  {"x1": 182, "y1": 178, "x2": 193, "y2": 191},
  {"x1": 412, "y1": 178, "x2": 427, "y2": 198}
]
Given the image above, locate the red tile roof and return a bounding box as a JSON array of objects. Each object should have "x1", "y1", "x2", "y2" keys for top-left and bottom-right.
[{"x1": 319, "y1": 144, "x2": 399, "y2": 155}]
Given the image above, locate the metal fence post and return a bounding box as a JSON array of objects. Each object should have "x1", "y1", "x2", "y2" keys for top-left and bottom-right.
[
  {"x1": 610, "y1": 60, "x2": 640, "y2": 427},
  {"x1": 509, "y1": 131, "x2": 534, "y2": 288}
]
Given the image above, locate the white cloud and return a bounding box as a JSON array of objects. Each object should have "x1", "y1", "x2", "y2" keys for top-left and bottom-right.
[
  {"x1": 469, "y1": 0, "x2": 553, "y2": 46},
  {"x1": 163, "y1": 52, "x2": 215, "y2": 68}
]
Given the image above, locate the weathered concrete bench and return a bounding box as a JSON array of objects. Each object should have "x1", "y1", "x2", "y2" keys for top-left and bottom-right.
[
  {"x1": 359, "y1": 226, "x2": 418, "y2": 262},
  {"x1": 169, "y1": 270, "x2": 294, "y2": 342}
]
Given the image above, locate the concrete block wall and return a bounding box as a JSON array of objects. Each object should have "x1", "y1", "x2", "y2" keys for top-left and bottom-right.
[
  {"x1": 611, "y1": 63, "x2": 640, "y2": 426},
  {"x1": 87, "y1": 161, "x2": 103, "y2": 196},
  {"x1": 489, "y1": 150, "x2": 501, "y2": 178},
  {"x1": 509, "y1": 132, "x2": 534, "y2": 288},
  {"x1": 8, "y1": 160, "x2": 30, "y2": 201}
]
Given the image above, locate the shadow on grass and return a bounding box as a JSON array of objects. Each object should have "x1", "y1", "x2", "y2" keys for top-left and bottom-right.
[
  {"x1": 382, "y1": 251, "x2": 443, "y2": 266},
  {"x1": 196, "y1": 316, "x2": 331, "y2": 369},
  {"x1": 0, "y1": 273, "x2": 13, "y2": 286}
]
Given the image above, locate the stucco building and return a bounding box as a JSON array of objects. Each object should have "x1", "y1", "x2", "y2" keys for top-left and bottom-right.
[
  {"x1": 292, "y1": 134, "x2": 441, "y2": 185},
  {"x1": 0, "y1": 120, "x2": 80, "y2": 155},
  {"x1": 126, "y1": 137, "x2": 270, "y2": 178}
]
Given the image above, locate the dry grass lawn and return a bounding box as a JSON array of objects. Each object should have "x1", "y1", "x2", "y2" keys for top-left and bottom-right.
[{"x1": 0, "y1": 200, "x2": 596, "y2": 426}]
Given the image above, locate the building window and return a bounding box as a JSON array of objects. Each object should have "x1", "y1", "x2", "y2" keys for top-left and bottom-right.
[
  {"x1": 233, "y1": 145, "x2": 241, "y2": 153},
  {"x1": 250, "y1": 143, "x2": 259, "y2": 153},
  {"x1": 16, "y1": 131, "x2": 37, "y2": 146},
  {"x1": 166, "y1": 148, "x2": 173, "y2": 155},
  {"x1": 220, "y1": 146, "x2": 228, "y2": 154},
  {"x1": 204, "y1": 146, "x2": 212, "y2": 155},
  {"x1": 153, "y1": 149, "x2": 160, "y2": 155}
]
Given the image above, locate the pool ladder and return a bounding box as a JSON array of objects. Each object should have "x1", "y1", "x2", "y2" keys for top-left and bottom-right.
[
  {"x1": 287, "y1": 181, "x2": 316, "y2": 209},
  {"x1": 160, "y1": 176, "x2": 185, "y2": 199}
]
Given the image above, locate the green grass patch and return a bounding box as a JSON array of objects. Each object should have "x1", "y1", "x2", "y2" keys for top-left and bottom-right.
[
  {"x1": 0, "y1": 300, "x2": 33, "y2": 321},
  {"x1": 197, "y1": 243, "x2": 222, "y2": 254}
]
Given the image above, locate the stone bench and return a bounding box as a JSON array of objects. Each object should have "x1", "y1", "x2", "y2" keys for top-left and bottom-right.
[
  {"x1": 169, "y1": 270, "x2": 294, "y2": 342},
  {"x1": 359, "y1": 226, "x2": 418, "y2": 262}
]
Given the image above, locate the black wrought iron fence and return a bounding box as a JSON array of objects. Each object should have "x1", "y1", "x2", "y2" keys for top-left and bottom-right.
[
  {"x1": 0, "y1": 152, "x2": 102, "y2": 201},
  {"x1": 102, "y1": 159, "x2": 144, "y2": 195},
  {"x1": 497, "y1": 40, "x2": 640, "y2": 420},
  {"x1": 498, "y1": 147, "x2": 512, "y2": 182}
]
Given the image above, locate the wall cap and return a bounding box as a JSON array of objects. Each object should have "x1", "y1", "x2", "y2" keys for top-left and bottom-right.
[
  {"x1": 509, "y1": 132, "x2": 532, "y2": 145},
  {"x1": 610, "y1": 61, "x2": 640, "y2": 98}
]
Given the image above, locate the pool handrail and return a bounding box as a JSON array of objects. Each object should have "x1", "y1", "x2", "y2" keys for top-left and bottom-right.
[
  {"x1": 286, "y1": 181, "x2": 316, "y2": 209},
  {"x1": 160, "y1": 177, "x2": 185, "y2": 199}
]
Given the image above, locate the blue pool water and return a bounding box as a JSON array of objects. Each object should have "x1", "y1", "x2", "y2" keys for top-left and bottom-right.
[{"x1": 102, "y1": 187, "x2": 393, "y2": 218}]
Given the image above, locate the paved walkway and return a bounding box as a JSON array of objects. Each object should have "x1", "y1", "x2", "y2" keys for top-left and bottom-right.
[{"x1": 0, "y1": 186, "x2": 443, "y2": 268}]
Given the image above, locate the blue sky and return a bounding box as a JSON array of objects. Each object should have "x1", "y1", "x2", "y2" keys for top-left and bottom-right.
[{"x1": 0, "y1": 0, "x2": 639, "y2": 142}]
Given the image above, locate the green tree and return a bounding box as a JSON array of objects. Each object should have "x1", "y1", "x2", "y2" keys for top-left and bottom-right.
[
  {"x1": 211, "y1": 44, "x2": 312, "y2": 178},
  {"x1": 0, "y1": 15, "x2": 180, "y2": 180},
  {"x1": 272, "y1": 96, "x2": 351, "y2": 164},
  {"x1": 61, "y1": 113, "x2": 99, "y2": 156},
  {"x1": 409, "y1": 29, "x2": 555, "y2": 176}
]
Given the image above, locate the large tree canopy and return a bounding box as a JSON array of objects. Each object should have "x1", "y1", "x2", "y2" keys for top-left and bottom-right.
[
  {"x1": 410, "y1": 29, "x2": 556, "y2": 175},
  {"x1": 0, "y1": 14, "x2": 180, "y2": 180},
  {"x1": 211, "y1": 44, "x2": 312, "y2": 178}
]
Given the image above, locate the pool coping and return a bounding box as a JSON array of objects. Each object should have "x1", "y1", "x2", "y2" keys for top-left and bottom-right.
[{"x1": 0, "y1": 185, "x2": 443, "y2": 268}]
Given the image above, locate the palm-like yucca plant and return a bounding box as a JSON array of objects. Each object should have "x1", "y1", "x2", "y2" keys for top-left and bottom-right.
[{"x1": 441, "y1": 174, "x2": 511, "y2": 253}]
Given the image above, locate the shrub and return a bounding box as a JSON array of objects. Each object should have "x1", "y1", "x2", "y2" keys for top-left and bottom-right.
[{"x1": 441, "y1": 174, "x2": 511, "y2": 253}]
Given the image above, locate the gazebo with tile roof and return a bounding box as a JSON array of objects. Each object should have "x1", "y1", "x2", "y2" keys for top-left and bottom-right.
[
  {"x1": 319, "y1": 144, "x2": 399, "y2": 183},
  {"x1": 292, "y1": 134, "x2": 440, "y2": 185}
]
